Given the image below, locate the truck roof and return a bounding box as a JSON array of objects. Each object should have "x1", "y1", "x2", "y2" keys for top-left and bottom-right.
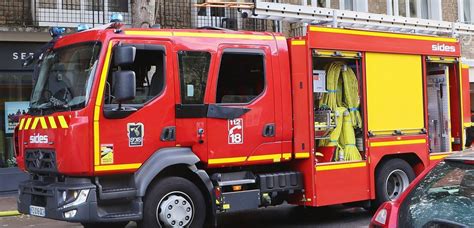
[
  {"x1": 52, "y1": 25, "x2": 460, "y2": 57},
  {"x1": 53, "y1": 26, "x2": 287, "y2": 49}
]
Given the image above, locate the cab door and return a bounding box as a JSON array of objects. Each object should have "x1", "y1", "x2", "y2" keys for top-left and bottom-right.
[
  {"x1": 95, "y1": 40, "x2": 176, "y2": 172},
  {"x1": 206, "y1": 46, "x2": 280, "y2": 166}
]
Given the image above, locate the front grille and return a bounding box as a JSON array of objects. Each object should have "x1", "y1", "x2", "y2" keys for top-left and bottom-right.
[{"x1": 25, "y1": 149, "x2": 57, "y2": 174}]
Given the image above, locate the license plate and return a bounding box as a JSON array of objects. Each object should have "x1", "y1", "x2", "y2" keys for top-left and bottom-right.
[{"x1": 30, "y1": 205, "x2": 45, "y2": 217}]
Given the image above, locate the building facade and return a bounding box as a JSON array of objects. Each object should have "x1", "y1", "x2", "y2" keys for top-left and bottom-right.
[{"x1": 1, "y1": 0, "x2": 474, "y2": 193}]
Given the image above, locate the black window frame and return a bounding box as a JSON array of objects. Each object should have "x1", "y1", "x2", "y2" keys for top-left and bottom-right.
[
  {"x1": 215, "y1": 48, "x2": 267, "y2": 106},
  {"x1": 177, "y1": 50, "x2": 212, "y2": 105},
  {"x1": 104, "y1": 43, "x2": 167, "y2": 109}
]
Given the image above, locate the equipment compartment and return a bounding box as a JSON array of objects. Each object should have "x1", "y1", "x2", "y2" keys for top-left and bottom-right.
[
  {"x1": 311, "y1": 51, "x2": 364, "y2": 163},
  {"x1": 425, "y1": 59, "x2": 462, "y2": 153}
]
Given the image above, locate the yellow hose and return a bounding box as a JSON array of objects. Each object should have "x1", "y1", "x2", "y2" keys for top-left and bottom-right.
[
  {"x1": 320, "y1": 62, "x2": 342, "y2": 110},
  {"x1": 341, "y1": 65, "x2": 362, "y2": 129},
  {"x1": 340, "y1": 110, "x2": 361, "y2": 161},
  {"x1": 318, "y1": 61, "x2": 362, "y2": 161}
]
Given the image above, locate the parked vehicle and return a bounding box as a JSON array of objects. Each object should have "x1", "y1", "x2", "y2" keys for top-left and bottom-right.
[
  {"x1": 14, "y1": 16, "x2": 472, "y2": 227},
  {"x1": 371, "y1": 151, "x2": 474, "y2": 228}
]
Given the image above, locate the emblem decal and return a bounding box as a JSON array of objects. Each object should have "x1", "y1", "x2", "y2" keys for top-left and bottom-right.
[
  {"x1": 29, "y1": 133, "x2": 48, "y2": 144},
  {"x1": 127, "y1": 123, "x2": 144, "y2": 147},
  {"x1": 100, "y1": 144, "x2": 114, "y2": 165},
  {"x1": 228, "y1": 118, "x2": 243, "y2": 144}
]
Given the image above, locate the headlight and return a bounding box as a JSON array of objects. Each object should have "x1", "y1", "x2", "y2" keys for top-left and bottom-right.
[
  {"x1": 61, "y1": 190, "x2": 80, "y2": 203},
  {"x1": 60, "y1": 189, "x2": 90, "y2": 209},
  {"x1": 64, "y1": 209, "x2": 77, "y2": 219}
]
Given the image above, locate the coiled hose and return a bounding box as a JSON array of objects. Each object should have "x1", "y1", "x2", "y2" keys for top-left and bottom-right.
[
  {"x1": 341, "y1": 110, "x2": 362, "y2": 161},
  {"x1": 319, "y1": 62, "x2": 362, "y2": 161}
]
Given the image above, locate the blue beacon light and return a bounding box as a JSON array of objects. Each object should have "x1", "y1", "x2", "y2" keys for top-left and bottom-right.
[
  {"x1": 49, "y1": 27, "x2": 65, "y2": 38},
  {"x1": 77, "y1": 24, "x2": 90, "y2": 32},
  {"x1": 110, "y1": 13, "x2": 124, "y2": 23}
]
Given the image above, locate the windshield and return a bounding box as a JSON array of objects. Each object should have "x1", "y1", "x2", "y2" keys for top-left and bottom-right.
[
  {"x1": 30, "y1": 42, "x2": 101, "y2": 114},
  {"x1": 398, "y1": 160, "x2": 474, "y2": 228}
]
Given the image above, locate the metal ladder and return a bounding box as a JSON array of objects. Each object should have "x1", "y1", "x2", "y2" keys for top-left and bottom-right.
[{"x1": 205, "y1": 0, "x2": 474, "y2": 37}]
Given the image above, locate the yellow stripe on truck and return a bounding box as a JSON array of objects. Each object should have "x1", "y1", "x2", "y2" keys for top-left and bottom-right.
[
  {"x1": 94, "y1": 163, "x2": 142, "y2": 172},
  {"x1": 30, "y1": 118, "x2": 39, "y2": 130},
  {"x1": 295, "y1": 152, "x2": 310, "y2": 159},
  {"x1": 208, "y1": 157, "x2": 247, "y2": 165},
  {"x1": 24, "y1": 118, "x2": 32, "y2": 130},
  {"x1": 370, "y1": 139, "x2": 426, "y2": 147},
  {"x1": 94, "y1": 42, "x2": 114, "y2": 168},
  {"x1": 48, "y1": 116, "x2": 57, "y2": 129},
  {"x1": 18, "y1": 116, "x2": 68, "y2": 130},
  {"x1": 18, "y1": 118, "x2": 25, "y2": 130},
  {"x1": 247, "y1": 154, "x2": 282, "y2": 162},
  {"x1": 57, "y1": 116, "x2": 69, "y2": 128},
  {"x1": 291, "y1": 40, "x2": 306, "y2": 46},
  {"x1": 38, "y1": 117, "x2": 47, "y2": 129},
  {"x1": 310, "y1": 26, "x2": 457, "y2": 43},
  {"x1": 316, "y1": 161, "x2": 366, "y2": 171},
  {"x1": 124, "y1": 30, "x2": 278, "y2": 41},
  {"x1": 430, "y1": 153, "x2": 453, "y2": 161}
]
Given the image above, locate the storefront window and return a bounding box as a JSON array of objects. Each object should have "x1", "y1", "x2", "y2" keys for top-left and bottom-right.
[
  {"x1": 0, "y1": 72, "x2": 33, "y2": 168},
  {"x1": 0, "y1": 41, "x2": 43, "y2": 168}
]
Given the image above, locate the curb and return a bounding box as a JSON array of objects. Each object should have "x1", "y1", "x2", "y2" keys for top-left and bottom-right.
[{"x1": 0, "y1": 210, "x2": 21, "y2": 217}]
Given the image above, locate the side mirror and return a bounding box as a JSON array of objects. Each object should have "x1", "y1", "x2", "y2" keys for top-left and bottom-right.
[
  {"x1": 113, "y1": 70, "x2": 136, "y2": 103},
  {"x1": 114, "y1": 46, "x2": 136, "y2": 66}
]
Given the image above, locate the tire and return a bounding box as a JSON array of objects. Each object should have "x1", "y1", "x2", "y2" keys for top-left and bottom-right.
[
  {"x1": 139, "y1": 176, "x2": 206, "y2": 228},
  {"x1": 374, "y1": 158, "x2": 415, "y2": 209},
  {"x1": 81, "y1": 222, "x2": 129, "y2": 228}
]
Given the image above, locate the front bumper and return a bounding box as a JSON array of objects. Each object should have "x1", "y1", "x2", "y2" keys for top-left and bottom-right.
[{"x1": 17, "y1": 176, "x2": 127, "y2": 223}]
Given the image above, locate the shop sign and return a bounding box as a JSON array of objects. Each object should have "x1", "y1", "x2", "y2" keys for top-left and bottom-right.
[{"x1": 0, "y1": 42, "x2": 44, "y2": 71}]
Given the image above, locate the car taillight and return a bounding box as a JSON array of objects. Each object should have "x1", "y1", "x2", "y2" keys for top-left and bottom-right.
[
  {"x1": 374, "y1": 208, "x2": 388, "y2": 224},
  {"x1": 371, "y1": 202, "x2": 392, "y2": 227}
]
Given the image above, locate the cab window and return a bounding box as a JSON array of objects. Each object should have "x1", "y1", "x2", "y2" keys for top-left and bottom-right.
[
  {"x1": 106, "y1": 45, "x2": 165, "y2": 105},
  {"x1": 216, "y1": 51, "x2": 265, "y2": 104},
  {"x1": 178, "y1": 51, "x2": 211, "y2": 104}
]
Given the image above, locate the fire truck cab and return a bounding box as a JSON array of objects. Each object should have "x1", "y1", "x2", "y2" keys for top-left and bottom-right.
[{"x1": 15, "y1": 22, "x2": 471, "y2": 227}]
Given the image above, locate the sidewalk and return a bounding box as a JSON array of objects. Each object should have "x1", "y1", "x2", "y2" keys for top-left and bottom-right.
[{"x1": 0, "y1": 194, "x2": 20, "y2": 216}]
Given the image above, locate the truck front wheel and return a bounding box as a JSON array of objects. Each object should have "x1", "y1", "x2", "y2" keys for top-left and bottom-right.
[
  {"x1": 140, "y1": 176, "x2": 206, "y2": 228},
  {"x1": 374, "y1": 158, "x2": 415, "y2": 208}
]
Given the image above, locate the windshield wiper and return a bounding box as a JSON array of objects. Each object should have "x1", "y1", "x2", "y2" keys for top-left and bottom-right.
[{"x1": 32, "y1": 98, "x2": 69, "y2": 113}]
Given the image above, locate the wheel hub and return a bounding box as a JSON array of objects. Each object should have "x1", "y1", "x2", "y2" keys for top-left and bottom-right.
[
  {"x1": 158, "y1": 193, "x2": 193, "y2": 227},
  {"x1": 385, "y1": 169, "x2": 410, "y2": 201}
]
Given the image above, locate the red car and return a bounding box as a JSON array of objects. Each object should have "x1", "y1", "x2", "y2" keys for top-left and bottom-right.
[{"x1": 370, "y1": 151, "x2": 474, "y2": 228}]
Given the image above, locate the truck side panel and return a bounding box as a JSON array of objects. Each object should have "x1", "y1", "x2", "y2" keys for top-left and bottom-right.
[
  {"x1": 274, "y1": 37, "x2": 293, "y2": 156},
  {"x1": 288, "y1": 39, "x2": 317, "y2": 205},
  {"x1": 462, "y1": 64, "x2": 472, "y2": 146}
]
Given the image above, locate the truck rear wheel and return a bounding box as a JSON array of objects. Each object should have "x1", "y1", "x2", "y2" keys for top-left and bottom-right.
[
  {"x1": 140, "y1": 176, "x2": 206, "y2": 228},
  {"x1": 374, "y1": 158, "x2": 415, "y2": 208}
]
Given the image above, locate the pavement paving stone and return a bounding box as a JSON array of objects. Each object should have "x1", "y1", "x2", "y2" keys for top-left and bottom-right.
[{"x1": 0, "y1": 196, "x2": 17, "y2": 212}]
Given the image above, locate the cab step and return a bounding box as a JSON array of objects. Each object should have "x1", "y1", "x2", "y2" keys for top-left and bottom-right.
[
  {"x1": 96, "y1": 198, "x2": 143, "y2": 221},
  {"x1": 211, "y1": 171, "x2": 256, "y2": 187},
  {"x1": 100, "y1": 187, "x2": 137, "y2": 200},
  {"x1": 95, "y1": 175, "x2": 138, "y2": 200}
]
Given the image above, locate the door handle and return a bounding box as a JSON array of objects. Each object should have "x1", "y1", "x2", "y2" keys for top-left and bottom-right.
[
  {"x1": 161, "y1": 126, "x2": 176, "y2": 141},
  {"x1": 262, "y1": 123, "x2": 275, "y2": 137}
]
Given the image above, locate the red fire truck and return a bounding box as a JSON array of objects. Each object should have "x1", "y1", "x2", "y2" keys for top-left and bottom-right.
[{"x1": 15, "y1": 20, "x2": 471, "y2": 227}]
